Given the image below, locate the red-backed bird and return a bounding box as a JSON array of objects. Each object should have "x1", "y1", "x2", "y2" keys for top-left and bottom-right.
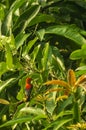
[{"x1": 25, "y1": 77, "x2": 33, "y2": 101}]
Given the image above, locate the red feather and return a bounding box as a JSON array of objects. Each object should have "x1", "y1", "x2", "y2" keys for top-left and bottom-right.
[
  {"x1": 25, "y1": 77, "x2": 32, "y2": 90},
  {"x1": 25, "y1": 83, "x2": 32, "y2": 89}
]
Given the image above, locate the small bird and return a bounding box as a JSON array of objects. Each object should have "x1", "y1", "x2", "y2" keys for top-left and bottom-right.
[
  {"x1": 16, "y1": 78, "x2": 33, "y2": 106},
  {"x1": 25, "y1": 77, "x2": 33, "y2": 101}
]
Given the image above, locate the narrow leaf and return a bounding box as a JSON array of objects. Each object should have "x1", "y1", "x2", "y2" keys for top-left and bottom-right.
[
  {"x1": 13, "y1": 5, "x2": 40, "y2": 31},
  {"x1": 15, "y1": 33, "x2": 30, "y2": 49},
  {"x1": 46, "y1": 88, "x2": 57, "y2": 115},
  {"x1": 22, "y1": 37, "x2": 38, "y2": 57},
  {"x1": 57, "y1": 95, "x2": 73, "y2": 114},
  {"x1": 10, "y1": 0, "x2": 26, "y2": 13},
  {"x1": 42, "y1": 43, "x2": 52, "y2": 70},
  {"x1": 73, "y1": 101, "x2": 80, "y2": 123},
  {"x1": 70, "y1": 50, "x2": 83, "y2": 60},
  {"x1": 5, "y1": 43, "x2": 13, "y2": 69},
  {"x1": 29, "y1": 14, "x2": 55, "y2": 27},
  {"x1": 53, "y1": 118, "x2": 72, "y2": 130},
  {"x1": 20, "y1": 107, "x2": 46, "y2": 116},
  {"x1": 75, "y1": 75, "x2": 86, "y2": 87},
  {"x1": 52, "y1": 54, "x2": 65, "y2": 72},
  {"x1": 37, "y1": 29, "x2": 45, "y2": 41},
  {"x1": 0, "y1": 78, "x2": 16, "y2": 93},
  {"x1": 31, "y1": 44, "x2": 41, "y2": 61},
  {"x1": 43, "y1": 118, "x2": 72, "y2": 130},
  {"x1": 0, "y1": 115, "x2": 46, "y2": 128},
  {"x1": 0, "y1": 98, "x2": 10, "y2": 105},
  {"x1": 45, "y1": 25, "x2": 86, "y2": 46},
  {"x1": 0, "y1": 62, "x2": 7, "y2": 77}
]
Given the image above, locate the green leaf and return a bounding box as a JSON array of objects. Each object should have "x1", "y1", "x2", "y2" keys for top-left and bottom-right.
[
  {"x1": 5, "y1": 43, "x2": 13, "y2": 69},
  {"x1": 15, "y1": 33, "x2": 31, "y2": 49},
  {"x1": 76, "y1": 66, "x2": 86, "y2": 71},
  {"x1": 70, "y1": 44, "x2": 86, "y2": 60},
  {"x1": 0, "y1": 78, "x2": 16, "y2": 93},
  {"x1": 29, "y1": 14, "x2": 55, "y2": 27},
  {"x1": 37, "y1": 29, "x2": 45, "y2": 41},
  {"x1": 10, "y1": 0, "x2": 26, "y2": 13},
  {"x1": 20, "y1": 107, "x2": 46, "y2": 116},
  {"x1": 0, "y1": 116, "x2": 34, "y2": 128},
  {"x1": 43, "y1": 118, "x2": 72, "y2": 130},
  {"x1": 1, "y1": 11, "x2": 12, "y2": 35},
  {"x1": 46, "y1": 86, "x2": 57, "y2": 115},
  {"x1": 57, "y1": 95, "x2": 73, "y2": 114},
  {"x1": 0, "y1": 106, "x2": 9, "y2": 119},
  {"x1": 0, "y1": 62, "x2": 7, "y2": 77},
  {"x1": 73, "y1": 101, "x2": 80, "y2": 123},
  {"x1": 22, "y1": 37, "x2": 38, "y2": 57},
  {"x1": 17, "y1": 77, "x2": 26, "y2": 100},
  {"x1": 45, "y1": 25, "x2": 86, "y2": 46},
  {"x1": 31, "y1": 44, "x2": 41, "y2": 62},
  {"x1": 55, "y1": 110, "x2": 72, "y2": 120},
  {"x1": 0, "y1": 114, "x2": 46, "y2": 128},
  {"x1": 0, "y1": 5, "x2": 5, "y2": 20},
  {"x1": 52, "y1": 55, "x2": 65, "y2": 72},
  {"x1": 2, "y1": 0, "x2": 26, "y2": 35},
  {"x1": 75, "y1": 66, "x2": 86, "y2": 76},
  {"x1": 13, "y1": 5, "x2": 40, "y2": 31},
  {"x1": 53, "y1": 118, "x2": 72, "y2": 130},
  {"x1": 42, "y1": 43, "x2": 52, "y2": 70},
  {"x1": 70, "y1": 49, "x2": 82, "y2": 60},
  {"x1": 22, "y1": 5, "x2": 40, "y2": 31}
]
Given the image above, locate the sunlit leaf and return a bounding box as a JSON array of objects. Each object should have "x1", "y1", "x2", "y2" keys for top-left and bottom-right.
[
  {"x1": 0, "y1": 5, "x2": 5, "y2": 20},
  {"x1": 5, "y1": 43, "x2": 13, "y2": 69},
  {"x1": 17, "y1": 77, "x2": 26, "y2": 100},
  {"x1": 20, "y1": 107, "x2": 46, "y2": 116},
  {"x1": 70, "y1": 49, "x2": 85, "y2": 60},
  {"x1": 0, "y1": 98, "x2": 10, "y2": 105},
  {"x1": 70, "y1": 44, "x2": 86, "y2": 60},
  {"x1": 42, "y1": 43, "x2": 52, "y2": 70},
  {"x1": 67, "y1": 123, "x2": 86, "y2": 130},
  {"x1": 0, "y1": 62, "x2": 7, "y2": 77},
  {"x1": 73, "y1": 101, "x2": 80, "y2": 123}
]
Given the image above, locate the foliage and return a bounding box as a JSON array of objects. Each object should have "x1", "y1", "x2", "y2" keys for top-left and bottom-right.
[{"x1": 0, "y1": 0, "x2": 86, "y2": 129}]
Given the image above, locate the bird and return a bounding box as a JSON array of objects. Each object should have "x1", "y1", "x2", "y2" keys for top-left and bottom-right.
[
  {"x1": 25, "y1": 77, "x2": 33, "y2": 101},
  {"x1": 16, "y1": 77, "x2": 33, "y2": 106}
]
